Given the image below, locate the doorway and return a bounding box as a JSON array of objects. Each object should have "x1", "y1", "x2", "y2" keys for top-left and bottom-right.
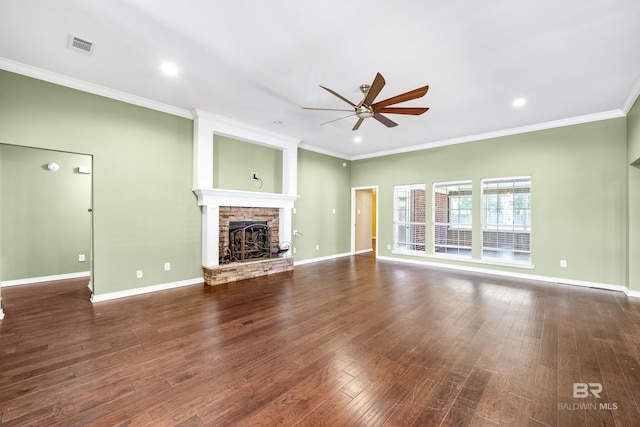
[
  {"x1": 0, "y1": 144, "x2": 93, "y2": 293},
  {"x1": 352, "y1": 186, "x2": 378, "y2": 256}
]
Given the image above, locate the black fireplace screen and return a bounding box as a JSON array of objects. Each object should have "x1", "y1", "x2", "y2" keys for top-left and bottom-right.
[{"x1": 227, "y1": 221, "x2": 271, "y2": 263}]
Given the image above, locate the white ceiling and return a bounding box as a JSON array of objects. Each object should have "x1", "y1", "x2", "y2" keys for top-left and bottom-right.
[{"x1": 1, "y1": 0, "x2": 640, "y2": 159}]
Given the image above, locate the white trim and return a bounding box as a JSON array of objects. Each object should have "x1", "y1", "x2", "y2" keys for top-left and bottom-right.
[
  {"x1": 0, "y1": 309, "x2": 4, "y2": 320},
  {"x1": 0, "y1": 58, "x2": 193, "y2": 119},
  {"x1": 293, "y1": 252, "x2": 352, "y2": 266},
  {"x1": 390, "y1": 250, "x2": 535, "y2": 269},
  {"x1": 90, "y1": 278, "x2": 203, "y2": 303},
  {"x1": 298, "y1": 143, "x2": 351, "y2": 160},
  {"x1": 193, "y1": 188, "x2": 298, "y2": 209},
  {"x1": 1, "y1": 271, "x2": 91, "y2": 287},
  {"x1": 376, "y1": 255, "x2": 635, "y2": 296},
  {"x1": 351, "y1": 185, "x2": 379, "y2": 257},
  {"x1": 625, "y1": 288, "x2": 640, "y2": 298},
  {"x1": 622, "y1": 73, "x2": 640, "y2": 114},
  {"x1": 351, "y1": 110, "x2": 625, "y2": 160},
  {"x1": 354, "y1": 249, "x2": 374, "y2": 255}
]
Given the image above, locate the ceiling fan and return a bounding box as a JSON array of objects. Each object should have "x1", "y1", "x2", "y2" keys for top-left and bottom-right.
[{"x1": 303, "y1": 72, "x2": 429, "y2": 131}]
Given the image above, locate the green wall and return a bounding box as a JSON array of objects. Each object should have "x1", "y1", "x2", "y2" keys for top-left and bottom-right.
[
  {"x1": 628, "y1": 96, "x2": 640, "y2": 164},
  {"x1": 628, "y1": 95, "x2": 640, "y2": 291},
  {"x1": 213, "y1": 135, "x2": 282, "y2": 193},
  {"x1": 0, "y1": 67, "x2": 636, "y2": 297},
  {"x1": 0, "y1": 70, "x2": 201, "y2": 296},
  {"x1": 0, "y1": 145, "x2": 91, "y2": 281},
  {"x1": 293, "y1": 149, "x2": 351, "y2": 260},
  {"x1": 352, "y1": 118, "x2": 629, "y2": 288}
]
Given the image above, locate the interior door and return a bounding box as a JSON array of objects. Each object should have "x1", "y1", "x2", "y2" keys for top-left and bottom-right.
[{"x1": 355, "y1": 189, "x2": 373, "y2": 253}]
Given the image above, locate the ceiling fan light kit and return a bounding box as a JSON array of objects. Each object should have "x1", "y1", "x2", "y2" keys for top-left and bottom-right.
[{"x1": 303, "y1": 72, "x2": 429, "y2": 131}]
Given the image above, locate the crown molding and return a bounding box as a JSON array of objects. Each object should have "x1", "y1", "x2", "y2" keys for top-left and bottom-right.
[
  {"x1": 351, "y1": 110, "x2": 626, "y2": 160},
  {"x1": 0, "y1": 57, "x2": 193, "y2": 119},
  {"x1": 298, "y1": 142, "x2": 352, "y2": 160}
]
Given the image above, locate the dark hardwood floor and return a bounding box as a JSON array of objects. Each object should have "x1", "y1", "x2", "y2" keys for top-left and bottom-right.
[{"x1": 1, "y1": 255, "x2": 640, "y2": 426}]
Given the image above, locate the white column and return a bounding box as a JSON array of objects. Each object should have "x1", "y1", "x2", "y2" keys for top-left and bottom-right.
[
  {"x1": 192, "y1": 109, "x2": 214, "y2": 190},
  {"x1": 280, "y1": 208, "x2": 292, "y2": 248},
  {"x1": 282, "y1": 143, "x2": 298, "y2": 196},
  {"x1": 202, "y1": 205, "x2": 219, "y2": 266}
]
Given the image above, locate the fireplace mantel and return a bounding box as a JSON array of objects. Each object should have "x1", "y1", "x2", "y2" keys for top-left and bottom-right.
[{"x1": 194, "y1": 188, "x2": 298, "y2": 209}]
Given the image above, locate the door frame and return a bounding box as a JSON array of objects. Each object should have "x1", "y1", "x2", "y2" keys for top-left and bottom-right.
[{"x1": 351, "y1": 185, "x2": 379, "y2": 256}]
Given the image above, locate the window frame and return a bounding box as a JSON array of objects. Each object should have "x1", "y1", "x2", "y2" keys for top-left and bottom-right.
[
  {"x1": 481, "y1": 176, "x2": 532, "y2": 264},
  {"x1": 392, "y1": 184, "x2": 426, "y2": 254},
  {"x1": 433, "y1": 180, "x2": 473, "y2": 258}
]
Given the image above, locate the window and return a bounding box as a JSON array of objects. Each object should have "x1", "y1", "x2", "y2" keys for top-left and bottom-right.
[
  {"x1": 393, "y1": 184, "x2": 426, "y2": 253},
  {"x1": 433, "y1": 181, "x2": 472, "y2": 257},
  {"x1": 482, "y1": 176, "x2": 531, "y2": 263}
]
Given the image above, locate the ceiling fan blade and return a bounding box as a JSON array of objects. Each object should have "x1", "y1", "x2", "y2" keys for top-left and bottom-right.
[
  {"x1": 352, "y1": 117, "x2": 364, "y2": 131},
  {"x1": 376, "y1": 107, "x2": 429, "y2": 115},
  {"x1": 302, "y1": 107, "x2": 355, "y2": 112},
  {"x1": 373, "y1": 113, "x2": 398, "y2": 128},
  {"x1": 362, "y1": 72, "x2": 386, "y2": 106},
  {"x1": 320, "y1": 113, "x2": 357, "y2": 126},
  {"x1": 320, "y1": 85, "x2": 356, "y2": 107},
  {"x1": 372, "y1": 85, "x2": 429, "y2": 109}
]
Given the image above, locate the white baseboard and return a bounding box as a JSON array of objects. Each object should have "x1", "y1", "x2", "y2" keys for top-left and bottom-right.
[
  {"x1": 91, "y1": 277, "x2": 204, "y2": 303},
  {"x1": 1, "y1": 271, "x2": 91, "y2": 287},
  {"x1": 354, "y1": 248, "x2": 374, "y2": 255},
  {"x1": 293, "y1": 252, "x2": 353, "y2": 266},
  {"x1": 376, "y1": 255, "x2": 636, "y2": 297},
  {"x1": 626, "y1": 288, "x2": 640, "y2": 298}
]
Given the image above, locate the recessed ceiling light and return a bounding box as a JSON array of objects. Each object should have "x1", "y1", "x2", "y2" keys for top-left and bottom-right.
[
  {"x1": 273, "y1": 120, "x2": 283, "y2": 125},
  {"x1": 161, "y1": 62, "x2": 178, "y2": 76},
  {"x1": 512, "y1": 97, "x2": 527, "y2": 107},
  {"x1": 354, "y1": 136, "x2": 362, "y2": 143}
]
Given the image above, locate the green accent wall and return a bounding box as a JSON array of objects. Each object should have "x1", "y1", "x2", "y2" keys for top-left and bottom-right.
[
  {"x1": 628, "y1": 95, "x2": 640, "y2": 291},
  {"x1": 0, "y1": 145, "x2": 91, "y2": 280},
  {"x1": 0, "y1": 70, "x2": 201, "y2": 295},
  {"x1": 352, "y1": 118, "x2": 629, "y2": 289},
  {"x1": 293, "y1": 149, "x2": 351, "y2": 260},
  {"x1": 213, "y1": 135, "x2": 282, "y2": 193}
]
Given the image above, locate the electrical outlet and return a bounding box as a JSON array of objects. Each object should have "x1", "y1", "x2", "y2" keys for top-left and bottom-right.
[
  {"x1": 136, "y1": 270, "x2": 143, "y2": 278},
  {"x1": 387, "y1": 244, "x2": 391, "y2": 250},
  {"x1": 332, "y1": 208, "x2": 336, "y2": 214},
  {"x1": 293, "y1": 247, "x2": 297, "y2": 254},
  {"x1": 78, "y1": 254, "x2": 85, "y2": 262},
  {"x1": 164, "y1": 262, "x2": 171, "y2": 271},
  {"x1": 560, "y1": 260, "x2": 567, "y2": 268},
  {"x1": 316, "y1": 244, "x2": 319, "y2": 250}
]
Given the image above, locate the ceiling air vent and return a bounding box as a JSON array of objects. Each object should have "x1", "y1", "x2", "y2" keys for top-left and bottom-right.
[{"x1": 67, "y1": 34, "x2": 95, "y2": 55}]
